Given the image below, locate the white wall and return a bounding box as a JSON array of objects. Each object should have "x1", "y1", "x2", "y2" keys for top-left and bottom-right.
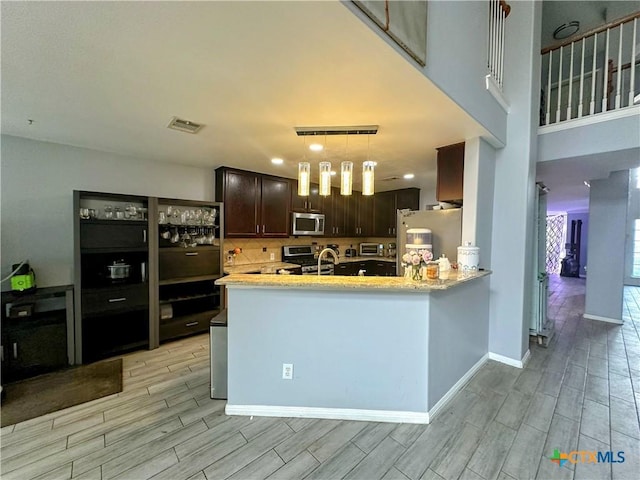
[
  {"x1": 489, "y1": 1, "x2": 542, "y2": 363},
  {"x1": 585, "y1": 170, "x2": 629, "y2": 322},
  {"x1": 1, "y1": 135, "x2": 215, "y2": 288}
]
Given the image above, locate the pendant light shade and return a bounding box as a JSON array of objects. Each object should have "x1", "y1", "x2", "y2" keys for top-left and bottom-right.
[
  {"x1": 298, "y1": 162, "x2": 310, "y2": 196},
  {"x1": 341, "y1": 161, "x2": 353, "y2": 195},
  {"x1": 319, "y1": 161, "x2": 332, "y2": 196},
  {"x1": 362, "y1": 161, "x2": 375, "y2": 196}
]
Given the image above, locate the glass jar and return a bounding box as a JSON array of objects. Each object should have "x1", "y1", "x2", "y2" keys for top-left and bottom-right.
[{"x1": 425, "y1": 261, "x2": 439, "y2": 280}]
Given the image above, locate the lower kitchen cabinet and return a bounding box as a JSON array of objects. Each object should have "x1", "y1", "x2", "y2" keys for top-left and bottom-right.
[{"x1": 334, "y1": 260, "x2": 396, "y2": 276}]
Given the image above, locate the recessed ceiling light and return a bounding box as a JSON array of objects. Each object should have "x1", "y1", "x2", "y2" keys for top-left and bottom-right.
[
  {"x1": 330, "y1": 171, "x2": 337, "y2": 176},
  {"x1": 271, "y1": 158, "x2": 284, "y2": 165},
  {"x1": 404, "y1": 173, "x2": 415, "y2": 179},
  {"x1": 309, "y1": 143, "x2": 323, "y2": 152}
]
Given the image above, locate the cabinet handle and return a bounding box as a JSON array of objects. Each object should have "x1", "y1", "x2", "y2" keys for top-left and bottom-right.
[
  {"x1": 185, "y1": 321, "x2": 199, "y2": 327},
  {"x1": 143, "y1": 229, "x2": 147, "y2": 243},
  {"x1": 13, "y1": 342, "x2": 18, "y2": 359},
  {"x1": 263, "y1": 225, "x2": 265, "y2": 234},
  {"x1": 1, "y1": 345, "x2": 4, "y2": 362},
  {"x1": 185, "y1": 252, "x2": 199, "y2": 256},
  {"x1": 256, "y1": 225, "x2": 259, "y2": 234},
  {"x1": 108, "y1": 297, "x2": 127, "y2": 303}
]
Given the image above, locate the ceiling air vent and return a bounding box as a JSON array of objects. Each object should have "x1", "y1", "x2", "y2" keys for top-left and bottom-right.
[
  {"x1": 382, "y1": 176, "x2": 400, "y2": 181},
  {"x1": 167, "y1": 117, "x2": 203, "y2": 134}
]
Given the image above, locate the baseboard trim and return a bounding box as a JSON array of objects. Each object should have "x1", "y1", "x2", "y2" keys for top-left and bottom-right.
[
  {"x1": 489, "y1": 350, "x2": 529, "y2": 368},
  {"x1": 225, "y1": 404, "x2": 430, "y2": 424},
  {"x1": 583, "y1": 313, "x2": 623, "y2": 325},
  {"x1": 427, "y1": 353, "x2": 489, "y2": 421}
]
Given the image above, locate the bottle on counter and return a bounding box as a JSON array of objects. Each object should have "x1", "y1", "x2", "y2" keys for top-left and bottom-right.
[{"x1": 437, "y1": 254, "x2": 451, "y2": 280}]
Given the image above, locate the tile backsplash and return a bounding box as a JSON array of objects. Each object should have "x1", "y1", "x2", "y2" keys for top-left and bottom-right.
[{"x1": 222, "y1": 237, "x2": 394, "y2": 266}]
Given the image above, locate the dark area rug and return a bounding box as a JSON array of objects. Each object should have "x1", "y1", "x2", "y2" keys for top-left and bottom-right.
[{"x1": 1, "y1": 358, "x2": 123, "y2": 427}]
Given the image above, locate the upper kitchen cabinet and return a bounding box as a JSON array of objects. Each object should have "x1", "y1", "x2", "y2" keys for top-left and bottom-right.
[
  {"x1": 345, "y1": 193, "x2": 373, "y2": 237},
  {"x1": 291, "y1": 182, "x2": 322, "y2": 213},
  {"x1": 436, "y1": 142, "x2": 465, "y2": 204},
  {"x1": 373, "y1": 188, "x2": 420, "y2": 237},
  {"x1": 215, "y1": 167, "x2": 291, "y2": 238}
]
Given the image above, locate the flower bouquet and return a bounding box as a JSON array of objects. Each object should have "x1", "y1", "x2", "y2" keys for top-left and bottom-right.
[{"x1": 401, "y1": 249, "x2": 433, "y2": 281}]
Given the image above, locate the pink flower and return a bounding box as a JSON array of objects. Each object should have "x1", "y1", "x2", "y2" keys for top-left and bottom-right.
[
  {"x1": 411, "y1": 254, "x2": 421, "y2": 265},
  {"x1": 422, "y1": 250, "x2": 433, "y2": 262}
]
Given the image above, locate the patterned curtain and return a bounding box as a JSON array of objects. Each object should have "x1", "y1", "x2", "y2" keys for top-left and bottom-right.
[{"x1": 546, "y1": 214, "x2": 566, "y2": 273}]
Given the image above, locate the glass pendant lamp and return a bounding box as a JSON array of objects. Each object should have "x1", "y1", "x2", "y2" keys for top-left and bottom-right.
[
  {"x1": 319, "y1": 162, "x2": 332, "y2": 196},
  {"x1": 362, "y1": 161, "x2": 375, "y2": 195},
  {"x1": 341, "y1": 161, "x2": 353, "y2": 195},
  {"x1": 298, "y1": 162, "x2": 310, "y2": 196}
]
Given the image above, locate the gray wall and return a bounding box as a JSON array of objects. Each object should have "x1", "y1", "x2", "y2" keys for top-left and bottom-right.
[
  {"x1": 0, "y1": 135, "x2": 215, "y2": 287},
  {"x1": 538, "y1": 113, "x2": 640, "y2": 162},
  {"x1": 476, "y1": 137, "x2": 497, "y2": 267},
  {"x1": 565, "y1": 212, "x2": 589, "y2": 277},
  {"x1": 227, "y1": 288, "x2": 430, "y2": 413},
  {"x1": 585, "y1": 170, "x2": 629, "y2": 321},
  {"x1": 489, "y1": 1, "x2": 542, "y2": 362}
]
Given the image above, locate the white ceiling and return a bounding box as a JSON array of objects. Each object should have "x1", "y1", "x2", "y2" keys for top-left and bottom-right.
[
  {"x1": 2, "y1": 1, "x2": 636, "y2": 211},
  {"x1": 0, "y1": 0, "x2": 489, "y2": 194}
]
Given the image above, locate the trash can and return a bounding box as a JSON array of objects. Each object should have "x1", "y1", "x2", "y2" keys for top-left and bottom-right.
[{"x1": 210, "y1": 309, "x2": 227, "y2": 399}]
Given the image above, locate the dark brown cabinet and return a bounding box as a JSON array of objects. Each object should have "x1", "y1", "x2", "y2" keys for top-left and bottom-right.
[
  {"x1": 74, "y1": 191, "x2": 150, "y2": 364},
  {"x1": 1, "y1": 286, "x2": 72, "y2": 382},
  {"x1": 373, "y1": 188, "x2": 420, "y2": 237},
  {"x1": 436, "y1": 142, "x2": 465, "y2": 203},
  {"x1": 291, "y1": 182, "x2": 322, "y2": 213},
  {"x1": 216, "y1": 167, "x2": 290, "y2": 238},
  {"x1": 156, "y1": 199, "x2": 224, "y2": 343},
  {"x1": 334, "y1": 260, "x2": 396, "y2": 276}
]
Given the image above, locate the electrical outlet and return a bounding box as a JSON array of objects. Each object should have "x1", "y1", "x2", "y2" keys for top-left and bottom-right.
[
  {"x1": 270, "y1": 253, "x2": 275, "y2": 261},
  {"x1": 262, "y1": 247, "x2": 267, "y2": 252},
  {"x1": 282, "y1": 363, "x2": 293, "y2": 380}
]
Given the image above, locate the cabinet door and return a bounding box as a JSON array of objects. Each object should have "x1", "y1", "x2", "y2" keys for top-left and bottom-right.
[
  {"x1": 261, "y1": 176, "x2": 291, "y2": 237},
  {"x1": 80, "y1": 222, "x2": 148, "y2": 250},
  {"x1": 291, "y1": 182, "x2": 322, "y2": 213},
  {"x1": 331, "y1": 188, "x2": 348, "y2": 237},
  {"x1": 221, "y1": 170, "x2": 260, "y2": 237},
  {"x1": 436, "y1": 142, "x2": 465, "y2": 203},
  {"x1": 357, "y1": 195, "x2": 374, "y2": 237},
  {"x1": 6, "y1": 322, "x2": 67, "y2": 380},
  {"x1": 158, "y1": 248, "x2": 221, "y2": 281},
  {"x1": 396, "y1": 188, "x2": 420, "y2": 211},
  {"x1": 343, "y1": 195, "x2": 358, "y2": 237},
  {"x1": 373, "y1": 191, "x2": 396, "y2": 237}
]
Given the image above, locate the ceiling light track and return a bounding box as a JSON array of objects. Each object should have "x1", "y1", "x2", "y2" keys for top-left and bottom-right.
[{"x1": 294, "y1": 125, "x2": 379, "y2": 136}]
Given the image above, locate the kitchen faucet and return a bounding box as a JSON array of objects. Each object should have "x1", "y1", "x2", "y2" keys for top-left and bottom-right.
[{"x1": 317, "y1": 248, "x2": 339, "y2": 275}]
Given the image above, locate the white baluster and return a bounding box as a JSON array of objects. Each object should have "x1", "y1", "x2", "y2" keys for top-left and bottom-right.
[
  {"x1": 590, "y1": 33, "x2": 598, "y2": 115},
  {"x1": 499, "y1": 8, "x2": 506, "y2": 87},
  {"x1": 567, "y1": 42, "x2": 574, "y2": 120},
  {"x1": 616, "y1": 23, "x2": 623, "y2": 109},
  {"x1": 546, "y1": 50, "x2": 553, "y2": 125},
  {"x1": 491, "y1": 0, "x2": 497, "y2": 79},
  {"x1": 578, "y1": 38, "x2": 585, "y2": 118},
  {"x1": 602, "y1": 28, "x2": 610, "y2": 112},
  {"x1": 557, "y1": 46, "x2": 563, "y2": 123},
  {"x1": 630, "y1": 19, "x2": 637, "y2": 106}
]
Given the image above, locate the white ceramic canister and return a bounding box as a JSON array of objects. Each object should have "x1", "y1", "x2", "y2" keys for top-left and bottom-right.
[{"x1": 457, "y1": 243, "x2": 479, "y2": 273}]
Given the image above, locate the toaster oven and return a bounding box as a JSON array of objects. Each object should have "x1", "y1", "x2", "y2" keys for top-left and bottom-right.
[{"x1": 359, "y1": 243, "x2": 384, "y2": 256}]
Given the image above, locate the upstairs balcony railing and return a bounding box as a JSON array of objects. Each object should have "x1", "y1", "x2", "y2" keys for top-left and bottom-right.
[{"x1": 540, "y1": 12, "x2": 640, "y2": 127}]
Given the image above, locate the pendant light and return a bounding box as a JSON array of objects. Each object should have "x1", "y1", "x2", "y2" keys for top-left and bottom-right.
[
  {"x1": 298, "y1": 136, "x2": 310, "y2": 196},
  {"x1": 362, "y1": 135, "x2": 375, "y2": 196},
  {"x1": 341, "y1": 134, "x2": 353, "y2": 195},
  {"x1": 319, "y1": 161, "x2": 332, "y2": 196},
  {"x1": 298, "y1": 162, "x2": 310, "y2": 196}
]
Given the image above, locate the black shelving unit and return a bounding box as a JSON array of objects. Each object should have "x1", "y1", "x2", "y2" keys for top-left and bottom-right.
[
  {"x1": 155, "y1": 198, "x2": 224, "y2": 343},
  {"x1": 74, "y1": 191, "x2": 151, "y2": 363}
]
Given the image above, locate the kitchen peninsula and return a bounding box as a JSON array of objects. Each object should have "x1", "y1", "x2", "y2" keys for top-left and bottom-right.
[{"x1": 216, "y1": 271, "x2": 491, "y2": 424}]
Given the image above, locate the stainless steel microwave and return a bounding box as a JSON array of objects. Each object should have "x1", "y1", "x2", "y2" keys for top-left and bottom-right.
[{"x1": 292, "y1": 212, "x2": 325, "y2": 236}]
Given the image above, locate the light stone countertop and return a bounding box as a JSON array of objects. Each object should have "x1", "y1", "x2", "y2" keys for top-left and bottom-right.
[
  {"x1": 337, "y1": 256, "x2": 396, "y2": 263},
  {"x1": 216, "y1": 269, "x2": 490, "y2": 292},
  {"x1": 224, "y1": 262, "x2": 301, "y2": 275}
]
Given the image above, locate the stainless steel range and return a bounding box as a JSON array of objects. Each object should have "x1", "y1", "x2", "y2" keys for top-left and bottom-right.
[{"x1": 282, "y1": 245, "x2": 334, "y2": 275}]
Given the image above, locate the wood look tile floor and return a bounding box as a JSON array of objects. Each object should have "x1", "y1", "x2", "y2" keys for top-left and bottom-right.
[{"x1": 2, "y1": 274, "x2": 639, "y2": 480}]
